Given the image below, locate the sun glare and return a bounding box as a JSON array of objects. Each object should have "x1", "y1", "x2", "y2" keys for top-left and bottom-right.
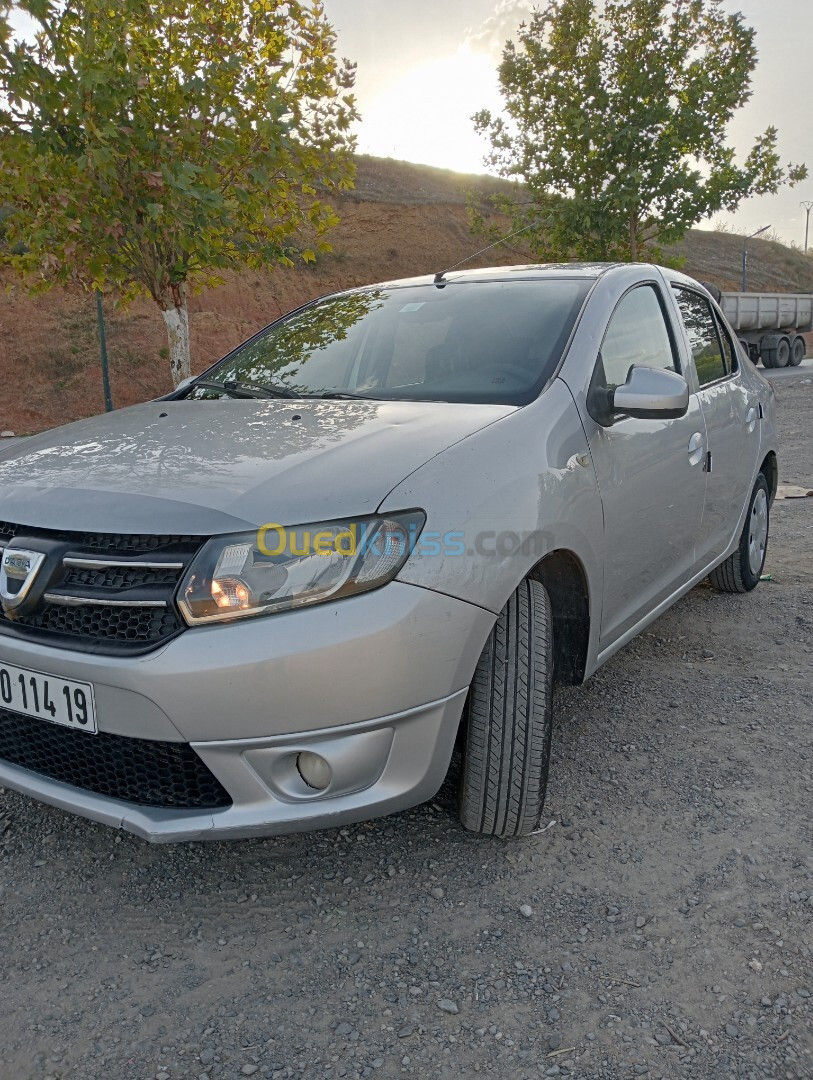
[{"x1": 356, "y1": 47, "x2": 501, "y2": 176}]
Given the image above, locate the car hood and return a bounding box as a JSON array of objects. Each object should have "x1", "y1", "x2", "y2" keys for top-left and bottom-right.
[{"x1": 0, "y1": 399, "x2": 513, "y2": 535}]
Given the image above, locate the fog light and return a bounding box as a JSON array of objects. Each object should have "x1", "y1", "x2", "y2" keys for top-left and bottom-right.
[{"x1": 296, "y1": 751, "x2": 332, "y2": 791}]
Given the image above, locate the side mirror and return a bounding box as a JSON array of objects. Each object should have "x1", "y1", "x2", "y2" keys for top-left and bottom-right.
[{"x1": 612, "y1": 366, "x2": 689, "y2": 420}]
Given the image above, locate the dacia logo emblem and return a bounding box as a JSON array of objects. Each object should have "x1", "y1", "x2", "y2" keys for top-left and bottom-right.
[
  {"x1": 5, "y1": 552, "x2": 32, "y2": 575},
  {"x1": 0, "y1": 547, "x2": 47, "y2": 619}
]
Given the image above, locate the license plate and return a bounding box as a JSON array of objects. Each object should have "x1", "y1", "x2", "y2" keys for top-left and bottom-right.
[{"x1": 0, "y1": 661, "x2": 97, "y2": 734}]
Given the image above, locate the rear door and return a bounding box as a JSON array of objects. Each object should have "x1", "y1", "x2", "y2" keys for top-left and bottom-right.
[
  {"x1": 577, "y1": 282, "x2": 707, "y2": 647},
  {"x1": 671, "y1": 286, "x2": 760, "y2": 566}
]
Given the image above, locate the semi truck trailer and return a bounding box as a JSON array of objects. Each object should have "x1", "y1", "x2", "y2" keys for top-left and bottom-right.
[{"x1": 716, "y1": 291, "x2": 812, "y2": 368}]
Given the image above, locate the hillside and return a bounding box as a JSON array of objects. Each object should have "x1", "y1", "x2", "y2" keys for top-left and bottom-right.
[{"x1": 2, "y1": 154, "x2": 812, "y2": 434}]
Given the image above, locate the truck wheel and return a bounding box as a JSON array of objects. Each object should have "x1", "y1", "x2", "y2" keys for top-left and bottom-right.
[
  {"x1": 790, "y1": 336, "x2": 806, "y2": 366},
  {"x1": 760, "y1": 350, "x2": 775, "y2": 368},
  {"x1": 708, "y1": 474, "x2": 770, "y2": 594},
  {"x1": 459, "y1": 578, "x2": 553, "y2": 838},
  {"x1": 773, "y1": 337, "x2": 791, "y2": 368}
]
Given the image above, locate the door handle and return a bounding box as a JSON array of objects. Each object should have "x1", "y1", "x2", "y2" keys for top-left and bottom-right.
[
  {"x1": 687, "y1": 431, "x2": 705, "y2": 467},
  {"x1": 745, "y1": 407, "x2": 757, "y2": 433}
]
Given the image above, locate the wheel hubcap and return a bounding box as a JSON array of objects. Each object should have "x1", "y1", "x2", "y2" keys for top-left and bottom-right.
[{"x1": 748, "y1": 489, "x2": 768, "y2": 576}]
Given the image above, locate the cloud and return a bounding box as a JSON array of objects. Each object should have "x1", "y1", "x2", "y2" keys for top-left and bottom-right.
[{"x1": 465, "y1": 0, "x2": 534, "y2": 54}]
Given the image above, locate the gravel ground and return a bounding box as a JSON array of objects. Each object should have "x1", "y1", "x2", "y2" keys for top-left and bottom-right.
[{"x1": 1, "y1": 371, "x2": 811, "y2": 1080}]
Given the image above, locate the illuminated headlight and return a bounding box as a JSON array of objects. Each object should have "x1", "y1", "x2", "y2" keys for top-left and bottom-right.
[{"x1": 178, "y1": 511, "x2": 425, "y2": 626}]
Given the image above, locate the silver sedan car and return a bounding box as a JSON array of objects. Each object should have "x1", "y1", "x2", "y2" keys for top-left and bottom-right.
[{"x1": 0, "y1": 264, "x2": 776, "y2": 841}]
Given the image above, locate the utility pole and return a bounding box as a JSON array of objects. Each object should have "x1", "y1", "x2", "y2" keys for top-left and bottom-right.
[
  {"x1": 802, "y1": 201, "x2": 813, "y2": 255},
  {"x1": 741, "y1": 225, "x2": 771, "y2": 292}
]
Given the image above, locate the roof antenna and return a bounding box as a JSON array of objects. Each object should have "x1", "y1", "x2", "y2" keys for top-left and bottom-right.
[{"x1": 433, "y1": 218, "x2": 544, "y2": 286}]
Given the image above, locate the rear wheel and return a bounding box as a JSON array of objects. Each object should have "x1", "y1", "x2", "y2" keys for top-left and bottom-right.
[
  {"x1": 459, "y1": 578, "x2": 553, "y2": 838},
  {"x1": 774, "y1": 337, "x2": 791, "y2": 368},
  {"x1": 708, "y1": 474, "x2": 770, "y2": 594},
  {"x1": 790, "y1": 336, "x2": 806, "y2": 366}
]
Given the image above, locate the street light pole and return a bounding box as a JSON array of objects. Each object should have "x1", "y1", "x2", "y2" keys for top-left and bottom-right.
[
  {"x1": 741, "y1": 225, "x2": 771, "y2": 292},
  {"x1": 802, "y1": 201, "x2": 813, "y2": 255}
]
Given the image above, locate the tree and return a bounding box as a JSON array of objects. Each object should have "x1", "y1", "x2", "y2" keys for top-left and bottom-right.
[
  {"x1": 0, "y1": 0, "x2": 358, "y2": 385},
  {"x1": 473, "y1": 0, "x2": 807, "y2": 263}
]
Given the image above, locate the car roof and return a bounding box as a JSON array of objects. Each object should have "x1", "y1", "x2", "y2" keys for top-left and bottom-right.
[
  {"x1": 366, "y1": 263, "x2": 617, "y2": 289},
  {"x1": 303, "y1": 262, "x2": 714, "y2": 308}
]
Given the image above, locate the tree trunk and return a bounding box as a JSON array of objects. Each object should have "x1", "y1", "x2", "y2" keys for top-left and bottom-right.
[
  {"x1": 629, "y1": 214, "x2": 639, "y2": 262},
  {"x1": 160, "y1": 282, "x2": 190, "y2": 387}
]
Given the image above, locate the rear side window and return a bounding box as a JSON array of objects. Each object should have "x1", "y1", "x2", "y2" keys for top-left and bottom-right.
[
  {"x1": 599, "y1": 285, "x2": 679, "y2": 390},
  {"x1": 673, "y1": 287, "x2": 728, "y2": 386}
]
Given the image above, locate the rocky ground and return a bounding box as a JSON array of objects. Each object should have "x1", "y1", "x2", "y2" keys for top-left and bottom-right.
[{"x1": 1, "y1": 367, "x2": 811, "y2": 1080}]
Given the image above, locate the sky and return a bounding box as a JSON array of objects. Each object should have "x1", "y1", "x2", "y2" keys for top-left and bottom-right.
[
  {"x1": 322, "y1": 0, "x2": 813, "y2": 246},
  {"x1": 8, "y1": 0, "x2": 813, "y2": 246}
]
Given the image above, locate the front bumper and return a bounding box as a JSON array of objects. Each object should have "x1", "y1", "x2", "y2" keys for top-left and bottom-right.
[
  {"x1": 0, "y1": 582, "x2": 493, "y2": 840},
  {"x1": 0, "y1": 691, "x2": 467, "y2": 841}
]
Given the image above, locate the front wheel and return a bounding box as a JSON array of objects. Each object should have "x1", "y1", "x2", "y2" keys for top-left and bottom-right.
[
  {"x1": 708, "y1": 474, "x2": 770, "y2": 594},
  {"x1": 458, "y1": 578, "x2": 554, "y2": 838}
]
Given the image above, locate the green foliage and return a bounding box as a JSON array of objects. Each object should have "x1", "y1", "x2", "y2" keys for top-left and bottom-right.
[
  {"x1": 0, "y1": 0, "x2": 357, "y2": 307},
  {"x1": 0, "y1": 203, "x2": 13, "y2": 240},
  {"x1": 474, "y1": 0, "x2": 807, "y2": 262}
]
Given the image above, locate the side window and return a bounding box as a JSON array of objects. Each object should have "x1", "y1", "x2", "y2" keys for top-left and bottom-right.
[
  {"x1": 713, "y1": 311, "x2": 738, "y2": 374},
  {"x1": 599, "y1": 285, "x2": 679, "y2": 390},
  {"x1": 673, "y1": 287, "x2": 727, "y2": 385}
]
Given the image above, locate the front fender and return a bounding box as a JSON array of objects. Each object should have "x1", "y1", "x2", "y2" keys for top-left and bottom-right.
[{"x1": 380, "y1": 380, "x2": 604, "y2": 666}]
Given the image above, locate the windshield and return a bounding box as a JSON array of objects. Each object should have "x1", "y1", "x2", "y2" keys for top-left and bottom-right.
[{"x1": 187, "y1": 279, "x2": 592, "y2": 406}]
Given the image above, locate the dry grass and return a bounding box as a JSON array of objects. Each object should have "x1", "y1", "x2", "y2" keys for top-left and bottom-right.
[
  {"x1": 671, "y1": 229, "x2": 813, "y2": 293},
  {"x1": 2, "y1": 155, "x2": 812, "y2": 434}
]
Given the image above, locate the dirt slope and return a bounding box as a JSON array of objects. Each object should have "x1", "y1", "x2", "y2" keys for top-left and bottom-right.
[{"x1": 2, "y1": 155, "x2": 812, "y2": 434}]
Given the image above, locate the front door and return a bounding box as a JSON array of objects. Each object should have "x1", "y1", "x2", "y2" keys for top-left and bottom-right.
[{"x1": 578, "y1": 283, "x2": 707, "y2": 647}]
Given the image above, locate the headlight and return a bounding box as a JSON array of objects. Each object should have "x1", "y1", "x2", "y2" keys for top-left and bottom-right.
[{"x1": 178, "y1": 511, "x2": 425, "y2": 626}]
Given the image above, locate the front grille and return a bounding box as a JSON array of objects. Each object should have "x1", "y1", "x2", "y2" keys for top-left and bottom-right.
[
  {"x1": 0, "y1": 522, "x2": 205, "y2": 654},
  {"x1": 63, "y1": 565, "x2": 182, "y2": 591},
  {"x1": 0, "y1": 708, "x2": 232, "y2": 809},
  {"x1": 6, "y1": 602, "x2": 181, "y2": 645}
]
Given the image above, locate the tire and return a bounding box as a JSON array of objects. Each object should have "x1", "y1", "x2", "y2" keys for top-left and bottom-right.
[
  {"x1": 774, "y1": 337, "x2": 791, "y2": 368},
  {"x1": 790, "y1": 336, "x2": 806, "y2": 366},
  {"x1": 708, "y1": 474, "x2": 770, "y2": 594},
  {"x1": 459, "y1": 578, "x2": 553, "y2": 838},
  {"x1": 760, "y1": 350, "x2": 775, "y2": 369}
]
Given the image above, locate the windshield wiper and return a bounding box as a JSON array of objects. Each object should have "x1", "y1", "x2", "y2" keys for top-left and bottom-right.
[
  {"x1": 228, "y1": 379, "x2": 302, "y2": 399},
  {"x1": 304, "y1": 390, "x2": 373, "y2": 400},
  {"x1": 192, "y1": 379, "x2": 253, "y2": 399},
  {"x1": 191, "y1": 379, "x2": 301, "y2": 400}
]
